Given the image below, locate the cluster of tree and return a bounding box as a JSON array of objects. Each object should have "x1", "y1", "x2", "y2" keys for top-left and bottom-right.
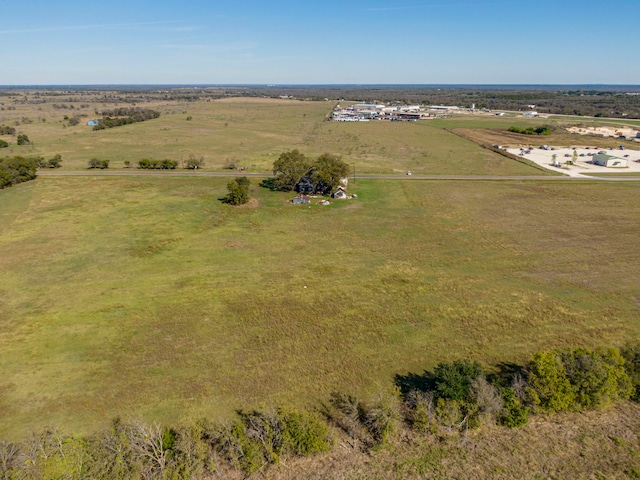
[
  {"x1": 0, "y1": 125, "x2": 16, "y2": 135},
  {"x1": 261, "y1": 150, "x2": 351, "y2": 195},
  {"x1": 92, "y1": 108, "x2": 160, "y2": 130},
  {"x1": 223, "y1": 176, "x2": 250, "y2": 205},
  {"x1": 88, "y1": 158, "x2": 110, "y2": 169},
  {"x1": 0, "y1": 408, "x2": 332, "y2": 479},
  {"x1": 138, "y1": 158, "x2": 178, "y2": 170},
  {"x1": 399, "y1": 346, "x2": 636, "y2": 435},
  {"x1": 64, "y1": 115, "x2": 82, "y2": 126},
  {"x1": 508, "y1": 125, "x2": 555, "y2": 135},
  {"x1": 1, "y1": 343, "x2": 640, "y2": 478},
  {"x1": 0, "y1": 156, "x2": 38, "y2": 189},
  {"x1": 37, "y1": 154, "x2": 62, "y2": 168}
]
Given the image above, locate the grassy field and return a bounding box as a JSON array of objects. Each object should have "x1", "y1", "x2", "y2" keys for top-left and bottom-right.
[
  {"x1": 1, "y1": 174, "x2": 640, "y2": 439},
  {"x1": 0, "y1": 97, "x2": 567, "y2": 175}
]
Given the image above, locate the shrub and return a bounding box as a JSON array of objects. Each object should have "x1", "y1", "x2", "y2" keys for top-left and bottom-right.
[
  {"x1": 499, "y1": 387, "x2": 529, "y2": 427},
  {"x1": 224, "y1": 177, "x2": 250, "y2": 205},
  {"x1": 526, "y1": 351, "x2": 576, "y2": 413},
  {"x1": 280, "y1": 408, "x2": 332, "y2": 456},
  {"x1": 560, "y1": 347, "x2": 632, "y2": 408},
  {"x1": 0, "y1": 140, "x2": 8, "y2": 148},
  {"x1": 621, "y1": 342, "x2": 640, "y2": 401},
  {"x1": 357, "y1": 394, "x2": 400, "y2": 446},
  {"x1": 405, "y1": 390, "x2": 439, "y2": 434},
  {"x1": 433, "y1": 360, "x2": 484, "y2": 402},
  {"x1": 16, "y1": 134, "x2": 30, "y2": 145}
]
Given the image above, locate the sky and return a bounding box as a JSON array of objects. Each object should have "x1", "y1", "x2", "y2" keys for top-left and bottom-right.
[{"x1": 1, "y1": 0, "x2": 639, "y2": 85}]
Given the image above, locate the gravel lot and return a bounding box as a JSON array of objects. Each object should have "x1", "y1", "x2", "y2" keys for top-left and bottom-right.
[{"x1": 507, "y1": 145, "x2": 640, "y2": 177}]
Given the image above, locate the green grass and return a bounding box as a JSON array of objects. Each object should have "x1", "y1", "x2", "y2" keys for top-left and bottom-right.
[
  {"x1": 1, "y1": 98, "x2": 544, "y2": 175},
  {"x1": 1, "y1": 176, "x2": 640, "y2": 439}
]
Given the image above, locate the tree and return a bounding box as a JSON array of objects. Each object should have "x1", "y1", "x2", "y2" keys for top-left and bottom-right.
[
  {"x1": 433, "y1": 360, "x2": 484, "y2": 402},
  {"x1": 47, "y1": 154, "x2": 62, "y2": 168},
  {"x1": 224, "y1": 177, "x2": 250, "y2": 205},
  {"x1": 308, "y1": 153, "x2": 350, "y2": 195},
  {"x1": 272, "y1": 150, "x2": 310, "y2": 191},
  {"x1": 560, "y1": 347, "x2": 632, "y2": 408},
  {"x1": 185, "y1": 155, "x2": 204, "y2": 170},
  {"x1": 17, "y1": 134, "x2": 30, "y2": 145}
]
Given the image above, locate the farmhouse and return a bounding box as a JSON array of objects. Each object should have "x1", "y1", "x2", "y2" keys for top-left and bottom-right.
[{"x1": 592, "y1": 153, "x2": 628, "y2": 168}]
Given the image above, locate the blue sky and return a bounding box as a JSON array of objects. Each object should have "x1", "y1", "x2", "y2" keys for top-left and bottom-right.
[{"x1": 1, "y1": 0, "x2": 638, "y2": 85}]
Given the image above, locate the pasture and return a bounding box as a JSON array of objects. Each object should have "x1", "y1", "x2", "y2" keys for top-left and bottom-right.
[
  {"x1": 2, "y1": 96, "x2": 543, "y2": 175},
  {"x1": 1, "y1": 174, "x2": 640, "y2": 439}
]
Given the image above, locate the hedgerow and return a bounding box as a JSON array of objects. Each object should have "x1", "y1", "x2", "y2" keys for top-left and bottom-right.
[{"x1": 1, "y1": 344, "x2": 639, "y2": 478}]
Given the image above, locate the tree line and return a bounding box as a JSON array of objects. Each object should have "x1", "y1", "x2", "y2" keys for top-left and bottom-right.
[
  {"x1": 2, "y1": 343, "x2": 640, "y2": 478},
  {"x1": 92, "y1": 108, "x2": 160, "y2": 130},
  {"x1": 507, "y1": 124, "x2": 555, "y2": 135},
  {"x1": 0, "y1": 155, "x2": 60, "y2": 189},
  {"x1": 0, "y1": 156, "x2": 37, "y2": 189}
]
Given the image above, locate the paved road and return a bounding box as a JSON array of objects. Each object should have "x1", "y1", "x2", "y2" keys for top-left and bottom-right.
[{"x1": 37, "y1": 170, "x2": 640, "y2": 181}]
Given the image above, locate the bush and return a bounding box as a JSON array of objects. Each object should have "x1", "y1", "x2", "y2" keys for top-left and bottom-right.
[
  {"x1": 526, "y1": 348, "x2": 633, "y2": 413},
  {"x1": 17, "y1": 134, "x2": 30, "y2": 145},
  {"x1": 280, "y1": 408, "x2": 332, "y2": 456},
  {"x1": 433, "y1": 360, "x2": 484, "y2": 402},
  {"x1": 499, "y1": 387, "x2": 529, "y2": 427},
  {"x1": 525, "y1": 351, "x2": 576, "y2": 413},
  {"x1": 224, "y1": 177, "x2": 250, "y2": 205},
  {"x1": 560, "y1": 347, "x2": 632, "y2": 409},
  {"x1": 405, "y1": 390, "x2": 439, "y2": 434},
  {"x1": 622, "y1": 342, "x2": 640, "y2": 401},
  {"x1": 0, "y1": 140, "x2": 8, "y2": 148},
  {"x1": 325, "y1": 391, "x2": 399, "y2": 447}
]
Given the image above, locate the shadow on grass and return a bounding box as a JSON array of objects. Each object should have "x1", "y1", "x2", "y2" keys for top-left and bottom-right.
[
  {"x1": 394, "y1": 371, "x2": 436, "y2": 397},
  {"x1": 394, "y1": 361, "x2": 526, "y2": 398}
]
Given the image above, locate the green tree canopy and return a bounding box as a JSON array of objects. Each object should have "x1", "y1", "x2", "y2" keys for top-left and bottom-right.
[
  {"x1": 224, "y1": 177, "x2": 250, "y2": 205},
  {"x1": 309, "y1": 153, "x2": 351, "y2": 195},
  {"x1": 272, "y1": 150, "x2": 311, "y2": 191}
]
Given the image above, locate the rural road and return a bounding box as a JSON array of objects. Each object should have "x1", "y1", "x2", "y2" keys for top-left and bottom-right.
[{"x1": 36, "y1": 170, "x2": 640, "y2": 181}]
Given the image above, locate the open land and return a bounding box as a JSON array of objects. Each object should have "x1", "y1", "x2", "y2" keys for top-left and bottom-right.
[{"x1": 2, "y1": 88, "x2": 640, "y2": 476}]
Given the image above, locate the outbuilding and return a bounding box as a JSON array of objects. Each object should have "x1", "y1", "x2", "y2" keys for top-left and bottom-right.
[
  {"x1": 331, "y1": 186, "x2": 348, "y2": 199},
  {"x1": 292, "y1": 195, "x2": 311, "y2": 204},
  {"x1": 592, "y1": 153, "x2": 628, "y2": 168}
]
